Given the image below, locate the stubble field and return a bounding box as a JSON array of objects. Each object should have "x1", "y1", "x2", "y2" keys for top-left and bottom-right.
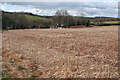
[{"x1": 2, "y1": 26, "x2": 119, "y2": 78}]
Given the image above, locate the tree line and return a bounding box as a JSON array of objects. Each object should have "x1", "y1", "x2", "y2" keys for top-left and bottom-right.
[
  {"x1": 2, "y1": 10, "x2": 90, "y2": 30},
  {"x1": 52, "y1": 10, "x2": 90, "y2": 28},
  {"x1": 2, "y1": 11, "x2": 54, "y2": 30}
]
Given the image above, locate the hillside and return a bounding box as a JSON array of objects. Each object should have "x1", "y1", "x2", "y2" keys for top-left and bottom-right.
[
  {"x1": 2, "y1": 11, "x2": 54, "y2": 30},
  {"x1": 2, "y1": 11, "x2": 119, "y2": 30}
]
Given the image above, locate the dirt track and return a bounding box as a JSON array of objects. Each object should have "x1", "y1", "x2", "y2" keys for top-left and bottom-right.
[{"x1": 2, "y1": 26, "x2": 119, "y2": 78}]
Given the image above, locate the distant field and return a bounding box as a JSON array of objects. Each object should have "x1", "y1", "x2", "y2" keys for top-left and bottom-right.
[
  {"x1": 91, "y1": 21, "x2": 119, "y2": 25},
  {"x1": 24, "y1": 14, "x2": 52, "y2": 22},
  {"x1": 2, "y1": 26, "x2": 118, "y2": 78},
  {"x1": 103, "y1": 21, "x2": 119, "y2": 24}
]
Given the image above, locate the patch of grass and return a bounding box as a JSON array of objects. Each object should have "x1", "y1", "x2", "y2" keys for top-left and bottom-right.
[
  {"x1": 91, "y1": 21, "x2": 119, "y2": 25},
  {"x1": 2, "y1": 69, "x2": 13, "y2": 78},
  {"x1": 17, "y1": 65, "x2": 25, "y2": 70},
  {"x1": 103, "y1": 21, "x2": 119, "y2": 24},
  {"x1": 24, "y1": 14, "x2": 51, "y2": 22},
  {"x1": 30, "y1": 74, "x2": 39, "y2": 78}
]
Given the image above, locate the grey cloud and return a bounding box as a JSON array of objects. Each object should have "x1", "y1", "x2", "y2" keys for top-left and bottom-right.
[
  {"x1": 5, "y1": 2, "x2": 118, "y2": 9},
  {"x1": 2, "y1": 2, "x2": 118, "y2": 17}
]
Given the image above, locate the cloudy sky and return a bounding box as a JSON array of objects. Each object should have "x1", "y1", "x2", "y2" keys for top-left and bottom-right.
[{"x1": 0, "y1": 0, "x2": 119, "y2": 17}]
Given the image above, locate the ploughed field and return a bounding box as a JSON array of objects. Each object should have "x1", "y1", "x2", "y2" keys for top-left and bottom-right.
[{"x1": 2, "y1": 26, "x2": 118, "y2": 78}]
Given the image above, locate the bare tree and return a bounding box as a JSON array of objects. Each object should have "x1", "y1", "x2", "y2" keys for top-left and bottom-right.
[
  {"x1": 53, "y1": 9, "x2": 72, "y2": 28},
  {"x1": 55, "y1": 10, "x2": 69, "y2": 16}
]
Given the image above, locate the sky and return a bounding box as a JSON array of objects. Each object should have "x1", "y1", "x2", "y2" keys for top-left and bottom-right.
[{"x1": 0, "y1": 0, "x2": 120, "y2": 17}]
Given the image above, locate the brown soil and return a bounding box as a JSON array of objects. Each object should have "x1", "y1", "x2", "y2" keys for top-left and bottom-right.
[{"x1": 2, "y1": 26, "x2": 119, "y2": 78}]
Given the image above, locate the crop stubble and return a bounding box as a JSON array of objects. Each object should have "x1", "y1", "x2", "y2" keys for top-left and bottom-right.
[{"x1": 2, "y1": 26, "x2": 119, "y2": 78}]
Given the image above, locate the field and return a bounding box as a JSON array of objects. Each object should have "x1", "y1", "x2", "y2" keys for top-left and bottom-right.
[
  {"x1": 103, "y1": 21, "x2": 119, "y2": 24},
  {"x1": 2, "y1": 26, "x2": 118, "y2": 78},
  {"x1": 90, "y1": 21, "x2": 119, "y2": 25}
]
